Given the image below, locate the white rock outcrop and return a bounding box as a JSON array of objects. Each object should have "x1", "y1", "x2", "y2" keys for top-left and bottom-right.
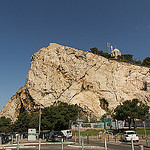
[{"x1": 0, "y1": 43, "x2": 150, "y2": 121}]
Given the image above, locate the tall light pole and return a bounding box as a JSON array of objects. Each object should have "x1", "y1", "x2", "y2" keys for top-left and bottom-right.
[
  {"x1": 39, "y1": 103, "x2": 41, "y2": 150},
  {"x1": 39, "y1": 103, "x2": 41, "y2": 135},
  {"x1": 77, "y1": 110, "x2": 81, "y2": 145}
]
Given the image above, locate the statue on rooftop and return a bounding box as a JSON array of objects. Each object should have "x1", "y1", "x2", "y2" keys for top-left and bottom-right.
[{"x1": 111, "y1": 46, "x2": 121, "y2": 59}]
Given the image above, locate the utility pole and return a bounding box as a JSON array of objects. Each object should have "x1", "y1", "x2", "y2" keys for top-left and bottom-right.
[
  {"x1": 39, "y1": 103, "x2": 41, "y2": 135},
  {"x1": 39, "y1": 103, "x2": 41, "y2": 150},
  {"x1": 143, "y1": 121, "x2": 146, "y2": 138}
]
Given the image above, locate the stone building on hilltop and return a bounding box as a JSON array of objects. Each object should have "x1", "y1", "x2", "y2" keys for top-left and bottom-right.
[{"x1": 110, "y1": 45, "x2": 121, "y2": 59}]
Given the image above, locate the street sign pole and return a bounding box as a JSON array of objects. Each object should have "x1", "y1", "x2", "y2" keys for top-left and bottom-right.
[
  {"x1": 143, "y1": 121, "x2": 148, "y2": 146},
  {"x1": 143, "y1": 121, "x2": 147, "y2": 138}
]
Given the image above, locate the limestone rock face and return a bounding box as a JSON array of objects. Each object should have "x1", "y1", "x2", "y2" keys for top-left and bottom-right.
[{"x1": 0, "y1": 43, "x2": 150, "y2": 121}]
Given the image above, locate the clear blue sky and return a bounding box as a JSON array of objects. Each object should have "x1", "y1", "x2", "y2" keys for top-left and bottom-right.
[{"x1": 0, "y1": 0, "x2": 150, "y2": 111}]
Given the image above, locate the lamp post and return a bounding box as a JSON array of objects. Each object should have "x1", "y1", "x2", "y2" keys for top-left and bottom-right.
[
  {"x1": 39, "y1": 103, "x2": 41, "y2": 150},
  {"x1": 39, "y1": 103, "x2": 41, "y2": 135},
  {"x1": 77, "y1": 118, "x2": 81, "y2": 144}
]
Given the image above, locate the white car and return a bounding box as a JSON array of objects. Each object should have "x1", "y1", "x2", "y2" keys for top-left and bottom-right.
[
  {"x1": 122, "y1": 130, "x2": 139, "y2": 142},
  {"x1": 61, "y1": 130, "x2": 72, "y2": 139}
]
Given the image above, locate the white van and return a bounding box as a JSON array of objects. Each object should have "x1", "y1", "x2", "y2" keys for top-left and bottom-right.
[{"x1": 61, "y1": 130, "x2": 72, "y2": 139}]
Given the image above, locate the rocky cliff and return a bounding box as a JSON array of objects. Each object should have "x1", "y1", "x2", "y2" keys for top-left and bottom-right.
[{"x1": 0, "y1": 43, "x2": 150, "y2": 121}]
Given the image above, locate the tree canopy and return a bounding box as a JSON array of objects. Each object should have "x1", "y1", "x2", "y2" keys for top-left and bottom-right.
[
  {"x1": 0, "y1": 102, "x2": 79, "y2": 133},
  {"x1": 89, "y1": 47, "x2": 149, "y2": 67},
  {"x1": 13, "y1": 111, "x2": 39, "y2": 133},
  {"x1": 112, "y1": 99, "x2": 149, "y2": 129},
  {"x1": 142, "y1": 57, "x2": 150, "y2": 67},
  {"x1": 90, "y1": 47, "x2": 98, "y2": 54},
  {"x1": 0, "y1": 116, "x2": 12, "y2": 133},
  {"x1": 41, "y1": 102, "x2": 79, "y2": 131}
]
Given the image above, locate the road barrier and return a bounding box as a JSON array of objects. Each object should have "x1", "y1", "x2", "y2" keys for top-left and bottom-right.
[
  {"x1": 39, "y1": 138, "x2": 41, "y2": 150},
  {"x1": 1, "y1": 133, "x2": 149, "y2": 150},
  {"x1": 0, "y1": 137, "x2": 2, "y2": 145},
  {"x1": 74, "y1": 133, "x2": 76, "y2": 143},
  {"x1": 17, "y1": 134, "x2": 20, "y2": 150},
  {"x1": 11, "y1": 135, "x2": 13, "y2": 144},
  {"x1": 87, "y1": 134, "x2": 89, "y2": 144},
  {"x1": 131, "y1": 138, "x2": 134, "y2": 150},
  {"x1": 82, "y1": 137, "x2": 84, "y2": 150},
  {"x1": 139, "y1": 145, "x2": 144, "y2": 150},
  {"x1": 105, "y1": 136, "x2": 107, "y2": 150},
  {"x1": 72, "y1": 133, "x2": 150, "y2": 149},
  {"x1": 61, "y1": 138, "x2": 63, "y2": 150}
]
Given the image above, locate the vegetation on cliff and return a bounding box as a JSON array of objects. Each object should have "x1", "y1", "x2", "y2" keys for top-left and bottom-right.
[{"x1": 90, "y1": 47, "x2": 150, "y2": 67}]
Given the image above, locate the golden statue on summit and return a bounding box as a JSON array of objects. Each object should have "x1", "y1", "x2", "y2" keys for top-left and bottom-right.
[{"x1": 107, "y1": 42, "x2": 121, "y2": 59}]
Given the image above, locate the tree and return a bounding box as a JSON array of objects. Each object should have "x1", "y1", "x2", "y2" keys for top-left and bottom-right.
[
  {"x1": 142, "y1": 57, "x2": 150, "y2": 67},
  {"x1": 28, "y1": 111, "x2": 39, "y2": 130},
  {"x1": 13, "y1": 111, "x2": 39, "y2": 133},
  {"x1": 137, "y1": 101, "x2": 149, "y2": 121},
  {"x1": 0, "y1": 116, "x2": 12, "y2": 133},
  {"x1": 90, "y1": 47, "x2": 98, "y2": 54},
  {"x1": 122, "y1": 54, "x2": 133, "y2": 62},
  {"x1": 117, "y1": 55, "x2": 123, "y2": 61},
  {"x1": 13, "y1": 111, "x2": 30, "y2": 133},
  {"x1": 97, "y1": 50, "x2": 104, "y2": 56},
  {"x1": 102, "y1": 52, "x2": 111, "y2": 59},
  {"x1": 134, "y1": 59, "x2": 142, "y2": 65},
  {"x1": 112, "y1": 99, "x2": 149, "y2": 129},
  {"x1": 41, "y1": 102, "x2": 79, "y2": 131}
]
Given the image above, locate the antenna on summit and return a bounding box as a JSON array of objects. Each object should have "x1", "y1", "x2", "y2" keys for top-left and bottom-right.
[{"x1": 107, "y1": 42, "x2": 111, "y2": 54}]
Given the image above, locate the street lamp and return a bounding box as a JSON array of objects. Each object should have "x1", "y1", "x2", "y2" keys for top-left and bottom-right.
[
  {"x1": 39, "y1": 103, "x2": 41, "y2": 150},
  {"x1": 39, "y1": 103, "x2": 41, "y2": 135},
  {"x1": 77, "y1": 118, "x2": 84, "y2": 145}
]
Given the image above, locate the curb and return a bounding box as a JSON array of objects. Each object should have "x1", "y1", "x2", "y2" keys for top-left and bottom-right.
[
  {"x1": 68, "y1": 144, "x2": 104, "y2": 149},
  {"x1": 0, "y1": 146, "x2": 36, "y2": 149}
]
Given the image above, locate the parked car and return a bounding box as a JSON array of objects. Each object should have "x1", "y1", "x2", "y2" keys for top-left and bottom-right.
[
  {"x1": 6, "y1": 133, "x2": 12, "y2": 141},
  {"x1": 13, "y1": 132, "x2": 19, "y2": 138},
  {"x1": 0, "y1": 133, "x2": 9, "y2": 144},
  {"x1": 23, "y1": 132, "x2": 28, "y2": 139},
  {"x1": 122, "y1": 130, "x2": 139, "y2": 142},
  {"x1": 61, "y1": 130, "x2": 72, "y2": 139},
  {"x1": 46, "y1": 131, "x2": 65, "y2": 142},
  {"x1": 39, "y1": 132, "x2": 49, "y2": 139}
]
